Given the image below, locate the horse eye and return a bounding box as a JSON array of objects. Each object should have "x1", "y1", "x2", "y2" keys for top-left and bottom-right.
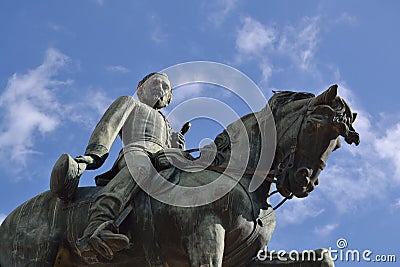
[
  {"x1": 313, "y1": 114, "x2": 328, "y2": 121},
  {"x1": 305, "y1": 120, "x2": 315, "y2": 132}
]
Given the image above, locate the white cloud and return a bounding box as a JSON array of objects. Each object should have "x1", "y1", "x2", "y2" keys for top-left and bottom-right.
[
  {"x1": 313, "y1": 223, "x2": 339, "y2": 237},
  {"x1": 374, "y1": 123, "x2": 400, "y2": 181},
  {"x1": 150, "y1": 27, "x2": 168, "y2": 44},
  {"x1": 0, "y1": 213, "x2": 6, "y2": 225},
  {"x1": 208, "y1": 0, "x2": 238, "y2": 26},
  {"x1": 0, "y1": 48, "x2": 113, "y2": 172},
  {"x1": 49, "y1": 23, "x2": 61, "y2": 31},
  {"x1": 171, "y1": 83, "x2": 204, "y2": 103},
  {"x1": 317, "y1": 164, "x2": 385, "y2": 213},
  {"x1": 94, "y1": 0, "x2": 104, "y2": 6},
  {"x1": 0, "y1": 48, "x2": 69, "y2": 164},
  {"x1": 333, "y1": 12, "x2": 358, "y2": 26},
  {"x1": 63, "y1": 90, "x2": 113, "y2": 128},
  {"x1": 277, "y1": 197, "x2": 324, "y2": 225},
  {"x1": 147, "y1": 14, "x2": 169, "y2": 44},
  {"x1": 234, "y1": 16, "x2": 321, "y2": 84},
  {"x1": 107, "y1": 65, "x2": 130, "y2": 73},
  {"x1": 277, "y1": 16, "x2": 320, "y2": 71},
  {"x1": 393, "y1": 199, "x2": 400, "y2": 209},
  {"x1": 259, "y1": 60, "x2": 274, "y2": 86},
  {"x1": 236, "y1": 17, "x2": 276, "y2": 55}
]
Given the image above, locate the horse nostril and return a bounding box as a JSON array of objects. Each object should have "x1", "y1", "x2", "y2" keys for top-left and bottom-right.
[
  {"x1": 307, "y1": 181, "x2": 316, "y2": 192},
  {"x1": 295, "y1": 168, "x2": 311, "y2": 186}
]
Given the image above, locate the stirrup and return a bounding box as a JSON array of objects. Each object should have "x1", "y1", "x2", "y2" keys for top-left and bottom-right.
[
  {"x1": 99, "y1": 230, "x2": 130, "y2": 251},
  {"x1": 76, "y1": 236, "x2": 100, "y2": 264},
  {"x1": 89, "y1": 234, "x2": 114, "y2": 261},
  {"x1": 89, "y1": 221, "x2": 130, "y2": 260},
  {"x1": 89, "y1": 221, "x2": 115, "y2": 260}
]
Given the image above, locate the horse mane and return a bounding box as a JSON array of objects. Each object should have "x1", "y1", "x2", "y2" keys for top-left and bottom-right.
[
  {"x1": 209, "y1": 90, "x2": 316, "y2": 169},
  {"x1": 268, "y1": 90, "x2": 315, "y2": 115}
]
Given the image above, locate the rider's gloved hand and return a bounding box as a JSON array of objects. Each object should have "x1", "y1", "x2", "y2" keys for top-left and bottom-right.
[{"x1": 75, "y1": 155, "x2": 98, "y2": 170}]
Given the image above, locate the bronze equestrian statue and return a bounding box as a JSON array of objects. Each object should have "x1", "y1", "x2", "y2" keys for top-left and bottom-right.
[{"x1": 0, "y1": 82, "x2": 359, "y2": 267}]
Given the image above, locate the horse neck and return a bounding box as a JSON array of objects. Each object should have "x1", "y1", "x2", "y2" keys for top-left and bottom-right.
[
  {"x1": 214, "y1": 112, "x2": 276, "y2": 205},
  {"x1": 241, "y1": 174, "x2": 274, "y2": 207}
]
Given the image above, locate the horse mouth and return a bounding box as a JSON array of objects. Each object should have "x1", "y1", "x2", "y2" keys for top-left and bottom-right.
[
  {"x1": 290, "y1": 167, "x2": 318, "y2": 198},
  {"x1": 276, "y1": 172, "x2": 292, "y2": 198},
  {"x1": 276, "y1": 167, "x2": 319, "y2": 198}
]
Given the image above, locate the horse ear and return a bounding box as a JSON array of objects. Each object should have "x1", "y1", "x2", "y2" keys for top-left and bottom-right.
[
  {"x1": 311, "y1": 84, "x2": 338, "y2": 105},
  {"x1": 352, "y1": 112, "x2": 357, "y2": 122}
]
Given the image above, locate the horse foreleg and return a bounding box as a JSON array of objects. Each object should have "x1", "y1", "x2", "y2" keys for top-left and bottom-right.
[{"x1": 183, "y1": 216, "x2": 225, "y2": 267}]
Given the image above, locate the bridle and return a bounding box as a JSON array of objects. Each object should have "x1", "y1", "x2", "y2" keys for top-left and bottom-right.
[
  {"x1": 186, "y1": 100, "x2": 335, "y2": 210},
  {"x1": 272, "y1": 101, "x2": 332, "y2": 200},
  {"x1": 265, "y1": 102, "x2": 313, "y2": 209},
  {"x1": 203, "y1": 101, "x2": 314, "y2": 210}
]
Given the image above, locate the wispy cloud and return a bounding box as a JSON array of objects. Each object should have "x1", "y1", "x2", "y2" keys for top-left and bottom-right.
[
  {"x1": 63, "y1": 90, "x2": 113, "y2": 128},
  {"x1": 393, "y1": 198, "x2": 400, "y2": 209},
  {"x1": 107, "y1": 65, "x2": 130, "y2": 73},
  {"x1": 150, "y1": 27, "x2": 168, "y2": 44},
  {"x1": 317, "y1": 164, "x2": 382, "y2": 213},
  {"x1": 208, "y1": 0, "x2": 238, "y2": 26},
  {"x1": 235, "y1": 16, "x2": 321, "y2": 84},
  {"x1": 236, "y1": 17, "x2": 276, "y2": 56},
  {"x1": 147, "y1": 14, "x2": 169, "y2": 44},
  {"x1": 94, "y1": 0, "x2": 104, "y2": 6},
  {"x1": 0, "y1": 48, "x2": 114, "y2": 173},
  {"x1": 332, "y1": 12, "x2": 358, "y2": 26},
  {"x1": 259, "y1": 60, "x2": 274, "y2": 85},
  {"x1": 277, "y1": 197, "x2": 325, "y2": 225},
  {"x1": 374, "y1": 123, "x2": 400, "y2": 181},
  {"x1": 313, "y1": 223, "x2": 339, "y2": 237},
  {"x1": 49, "y1": 23, "x2": 61, "y2": 31},
  {"x1": 278, "y1": 16, "x2": 320, "y2": 71},
  {"x1": 0, "y1": 48, "x2": 69, "y2": 164},
  {"x1": 171, "y1": 83, "x2": 204, "y2": 103}
]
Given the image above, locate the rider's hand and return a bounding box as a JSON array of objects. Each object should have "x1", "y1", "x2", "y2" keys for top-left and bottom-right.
[
  {"x1": 171, "y1": 132, "x2": 185, "y2": 149},
  {"x1": 74, "y1": 155, "x2": 96, "y2": 165}
]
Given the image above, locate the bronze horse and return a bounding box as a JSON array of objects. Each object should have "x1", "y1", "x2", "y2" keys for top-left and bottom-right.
[{"x1": 0, "y1": 85, "x2": 359, "y2": 267}]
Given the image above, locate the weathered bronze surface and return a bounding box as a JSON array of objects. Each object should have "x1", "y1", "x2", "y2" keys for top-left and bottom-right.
[{"x1": 0, "y1": 84, "x2": 359, "y2": 267}]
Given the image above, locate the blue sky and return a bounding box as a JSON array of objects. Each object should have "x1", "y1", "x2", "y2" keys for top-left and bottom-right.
[{"x1": 1, "y1": 1, "x2": 399, "y2": 266}]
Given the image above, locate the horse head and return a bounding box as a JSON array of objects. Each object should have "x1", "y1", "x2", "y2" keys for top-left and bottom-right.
[{"x1": 270, "y1": 85, "x2": 360, "y2": 198}]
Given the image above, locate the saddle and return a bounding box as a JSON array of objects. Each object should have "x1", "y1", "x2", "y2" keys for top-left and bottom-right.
[{"x1": 94, "y1": 148, "x2": 196, "y2": 186}]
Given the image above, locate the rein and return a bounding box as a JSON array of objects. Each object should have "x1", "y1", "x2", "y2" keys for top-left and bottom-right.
[
  {"x1": 183, "y1": 149, "x2": 291, "y2": 210},
  {"x1": 182, "y1": 101, "x2": 315, "y2": 210}
]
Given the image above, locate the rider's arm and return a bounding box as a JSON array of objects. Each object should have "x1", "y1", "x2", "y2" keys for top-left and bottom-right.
[
  {"x1": 83, "y1": 96, "x2": 136, "y2": 169},
  {"x1": 170, "y1": 122, "x2": 190, "y2": 150}
]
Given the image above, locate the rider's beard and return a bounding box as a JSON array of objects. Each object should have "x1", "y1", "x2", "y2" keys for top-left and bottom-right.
[{"x1": 153, "y1": 95, "x2": 168, "y2": 109}]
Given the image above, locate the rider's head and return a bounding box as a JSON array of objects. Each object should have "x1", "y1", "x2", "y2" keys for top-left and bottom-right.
[{"x1": 136, "y1": 72, "x2": 172, "y2": 109}]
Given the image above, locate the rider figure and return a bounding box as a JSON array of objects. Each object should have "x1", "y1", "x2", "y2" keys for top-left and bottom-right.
[{"x1": 75, "y1": 72, "x2": 185, "y2": 262}]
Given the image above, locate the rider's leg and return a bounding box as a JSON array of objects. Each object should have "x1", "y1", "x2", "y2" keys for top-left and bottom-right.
[{"x1": 77, "y1": 150, "x2": 152, "y2": 260}]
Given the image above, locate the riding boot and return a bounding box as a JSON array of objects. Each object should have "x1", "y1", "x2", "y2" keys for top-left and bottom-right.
[{"x1": 76, "y1": 166, "x2": 135, "y2": 262}]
